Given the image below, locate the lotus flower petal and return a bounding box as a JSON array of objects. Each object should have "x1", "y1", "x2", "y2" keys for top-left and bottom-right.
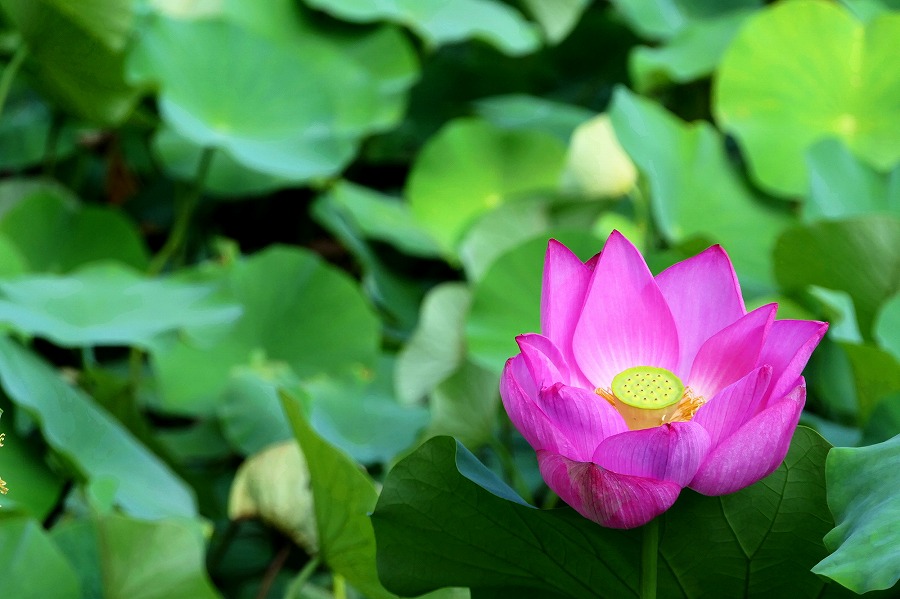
[
  {"x1": 692, "y1": 366, "x2": 772, "y2": 447},
  {"x1": 688, "y1": 304, "x2": 776, "y2": 398},
  {"x1": 758, "y1": 320, "x2": 828, "y2": 408},
  {"x1": 573, "y1": 231, "x2": 679, "y2": 388},
  {"x1": 592, "y1": 422, "x2": 710, "y2": 487},
  {"x1": 539, "y1": 383, "x2": 628, "y2": 461},
  {"x1": 538, "y1": 451, "x2": 682, "y2": 529},
  {"x1": 500, "y1": 356, "x2": 571, "y2": 455},
  {"x1": 656, "y1": 245, "x2": 746, "y2": 376},
  {"x1": 690, "y1": 384, "x2": 806, "y2": 495}
]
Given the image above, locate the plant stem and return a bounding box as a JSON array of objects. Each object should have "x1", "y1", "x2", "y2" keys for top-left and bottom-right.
[
  {"x1": 333, "y1": 574, "x2": 347, "y2": 599},
  {"x1": 255, "y1": 543, "x2": 291, "y2": 599},
  {"x1": 0, "y1": 44, "x2": 27, "y2": 118},
  {"x1": 148, "y1": 146, "x2": 216, "y2": 275},
  {"x1": 641, "y1": 517, "x2": 659, "y2": 599},
  {"x1": 285, "y1": 556, "x2": 321, "y2": 598}
]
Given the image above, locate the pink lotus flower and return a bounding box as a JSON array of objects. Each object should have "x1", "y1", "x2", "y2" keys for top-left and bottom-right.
[{"x1": 500, "y1": 232, "x2": 827, "y2": 529}]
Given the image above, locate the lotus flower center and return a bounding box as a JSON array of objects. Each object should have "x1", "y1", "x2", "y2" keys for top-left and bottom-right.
[
  {"x1": 611, "y1": 366, "x2": 683, "y2": 410},
  {"x1": 597, "y1": 366, "x2": 705, "y2": 430}
]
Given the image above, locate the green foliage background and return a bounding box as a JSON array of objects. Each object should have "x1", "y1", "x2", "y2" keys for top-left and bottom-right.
[{"x1": 0, "y1": 0, "x2": 898, "y2": 597}]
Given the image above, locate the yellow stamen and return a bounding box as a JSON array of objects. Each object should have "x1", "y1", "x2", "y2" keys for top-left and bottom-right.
[{"x1": 0, "y1": 477, "x2": 7, "y2": 495}]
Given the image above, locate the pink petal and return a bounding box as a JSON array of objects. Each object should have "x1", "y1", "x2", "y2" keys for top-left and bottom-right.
[
  {"x1": 689, "y1": 383, "x2": 806, "y2": 496},
  {"x1": 516, "y1": 333, "x2": 568, "y2": 388},
  {"x1": 538, "y1": 383, "x2": 628, "y2": 461},
  {"x1": 656, "y1": 245, "x2": 746, "y2": 376},
  {"x1": 538, "y1": 451, "x2": 682, "y2": 529},
  {"x1": 687, "y1": 304, "x2": 776, "y2": 398},
  {"x1": 758, "y1": 320, "x2": 828, "y2": 409},
  {"x1": 500, "y1": 356, "x2": 571, "y2": 455},
  {"x1": 573, "y1": 231, "x2": 680, "y2": 388},
  {"x1": 541, "y1": 240, "x2": 594, "y2": 382},
  {"x1": 591, "y1": 421, "x2": 710, "y2": 486},
  {"x1": 692, "y1": 366, "x2": 772, "y2": 448}
]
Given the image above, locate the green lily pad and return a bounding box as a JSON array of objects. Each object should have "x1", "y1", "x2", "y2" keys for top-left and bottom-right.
[
  {"x1": 395, "y1": 282, "x2": 470, "y2": 404},
  {"x1": 426, "y1": 360, "x2": 500, "y2": 450},
  {"x1": 128, "y1": 9, "x2": 417, "y2": 183},
  {"x1": 715, "y1": 0, "x2": 900, "y2": 196},
  {"x1": 472, "y1": 95, "x2": 594, "y2": 143},
  {"x1": 630, "y1": 10, "x2": 754, "y2": 92},
  {"x1": 0, "y1": 263, "x2": 240, "y2": 348},
  {"x1": 875, "y1": 293, "x2": 900, "y2": 361},
  {"x1": 281, "y1": 391, "x2": 398, "y2": 599},
  {"x1": 609, "y1": 87, "x2": 789, "y2": 291},
  {"x1": 805, "y1": 138, "x2": 900, "y2": 221},
  {"x1": 813, "y1": 434, "x2": 900, "y2": 593},
  {"x1": 407, "y1": 118, "x2": 568, "y2": 257},
  {"x1": 610, "y1": 0, "x2": 761, "y2": 39},
  {"x1": 52, "y1": 514, "x2": 220, "y2": 599},
  {"x1": 0, "y1": 518, "x2": 80, "y2": 598},
  {"x1": 0, "y1": 0, "x2": 140, "y2": 124},
  {"x1": 520, "y1": 0, "x2": 590, "y2": 44},
  {"x1": 300, "y1": 0, "x2": 540, "y2": 56},
  {"x1": 0, "y1": 179, "x2": 149, "y2": 272},
  {"x1": 0, "y1": 407, "x2": 64, "y2": 519},
  {"x1": 774, "y1": 216, "x2": 900, "y2": 337},
  {"x1": 150, "y1": 246, "x2": 380, "y2": 414},
  {"x1": 0, "y1": 338, "x2": 197, "y2": 518},
  {"x1": 372, "y1": 428, "x2": 842, "y2": 597}
]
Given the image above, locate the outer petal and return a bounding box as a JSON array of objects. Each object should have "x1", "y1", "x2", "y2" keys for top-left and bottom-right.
[
  {"x1": 516, "y1": 333, "x2": 569, "y2": 389},
  {"x1": 592, "y1": 422, "x2": 710, "y2": 486},
  {"x1": 692, "y1": 366, "x2": 772, "y2": 448},
  {"x1": 758, "y1": 320, "x2": 828, "y2": 408},
  {"x1": 687, "y1": 304, "x2": 776, "y2": 398},
  {"x1": 656, "y1": 245, "x2": 746, "y2": 376},
  {"x1": 573, "y1": 231, "x2": 679, "y2": 388},
  {"x1": 538, "y1": 383, "x2": 628, "y2": 461},
  {"x1": 500, "y1": 356, "x2": 571, "y2": 455},
  {"x1": 538, "y1": 451, "x2": 682, "y2": 529},
  {"x1": 541, "y1": 240, "x2": 594, "y2": 369},
  {"x1": 689, "y1": 383, "x2": 806, "y2": 496}
]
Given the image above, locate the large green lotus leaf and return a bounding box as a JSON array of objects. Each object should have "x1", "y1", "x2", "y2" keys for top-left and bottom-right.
[
  {"x1": 51, "y1": 515, "x2": 220, "y2": 599},
  {"x1": 0, "y1": 81, "x2": 78, "y2": 170},
  {"x1": 300, "y1": 0, "x2": 540, "y2": 56},
  {"x1": 609, "y1": 88, "x2": 789, "y2": 291},
  {"x1": 0, "y1": 406, "x2": 64, "y2": 519},
  {"x1": 520, "y1": 0, "x2": 590, "y2": 43},
  {"x1": 153, "y1": 126, "x2": 295, "y2": 198},
  {"x1": 322, "y1": 181, "x2": 442, "y2": 258},
  {"x1": 610, "y1": 0, "x2": 761, "y2": 39},
  {"x1": 0, "y1": 338, "x2": 196, "y2": 518},
  {"x1": 408, "y1": 118, "x2": 568, "y2": 256},
  {"x1": 630, "y1": 9, "x2": 753, "y2": 92},
  {"x1": 840, "y1": 342, "x2": 900, "y2": 424},
  {"x1": 0, "y1": 263, "x2": 240, "y2": 348},
  {"x1": 472, "y1": 95, "x2": 594, "y2": 143},
  {"x1": 0, "y1": 0, "x2": 140, "y2": 124},
  {"x1": 426, "y1": 360, "x2": 499, "y2": 450},
  {"x1": 129, "y1": 10, "x2": 417, "y2": 182},
  {"x1": 875, "y1": 292, "x2": 900, "y2": 361},
  {"x1": 805, "y1": 138, "x2": 900, "y2": 221},
  {"x1": 151, "y1": 246, "x2": 380, "y2": 414},
  {"x1": 0, "y1": 517, "x2": 80, "y2": 598},
  {"x1": 0, "y1": 179, "x2": 149, "y2": 272},
  {"x1": 813, "y1": 434, "x2": 900, "y2": 593},
  {"x1": 466, "y1": 232, "x2": 602, "y2": 373},
  {"x1": 395, "y1": 282, "x2": 470, "y2": 404},
  {"x1": 281, "y1": 391, "x2": 398, "y2": 599},
  {"x1": 844, "y1": 0, "x2": 900, "y2": 21},
  {"x1": 774, "y1": 216, "x2": 900, "y2": 338},
  {"x1": 715, "y1": 0, "x2": 900, "y2": 196},
  {"x1": 310, "y1": 190, "x2": 426, "y2": 335},
  {"x1": 372, "y1": 428, "x2": 842, "y2": 597}
]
